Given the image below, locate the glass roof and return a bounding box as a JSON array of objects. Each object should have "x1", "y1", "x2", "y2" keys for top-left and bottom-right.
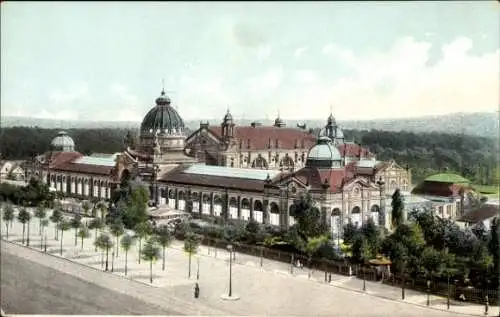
[
  {"x1": 184, "y1": 164, "x2": 281, "y2": 180},
  {"x1": 356, "y1": 160, "x2": 381, "y2": 168},
  {"x1": 73, "y1": 155, "x2": 117, "y2": 167}
]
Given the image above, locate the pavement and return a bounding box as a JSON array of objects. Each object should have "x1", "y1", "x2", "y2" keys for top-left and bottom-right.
[
  {"x1": 0, "y1": 252, "x2": 178, "y2": 315},
  {"x1": 1, "y1": 208, "x2": 498, "y2": 316}
]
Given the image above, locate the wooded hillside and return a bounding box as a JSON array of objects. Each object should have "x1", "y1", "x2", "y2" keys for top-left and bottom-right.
[{"x1": 1, "y1": 127, "x2": 497, "y2": 185}]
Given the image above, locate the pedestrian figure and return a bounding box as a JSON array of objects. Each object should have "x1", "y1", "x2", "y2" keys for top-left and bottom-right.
[
  {"x1": 194, "y1": 283, "x2": 200, "y2": 299},
  {"x1": 459, "y1": 293, "x2": 466, "y2": 302}
]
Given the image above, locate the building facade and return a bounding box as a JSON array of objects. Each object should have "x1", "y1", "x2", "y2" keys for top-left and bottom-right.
[{"x1": 29, "y1": 89, "x2": 414, "y2": 235}]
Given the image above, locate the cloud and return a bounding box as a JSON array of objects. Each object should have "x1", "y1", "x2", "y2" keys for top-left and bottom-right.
[
  {"x1": 293, "y1": 70, "x2": 318, "y2": 84},
  {"x1": 294, "y1": 46, "x2": 308, "y2": 58},
  {"x1": 232, "y1": 22, "x2": 267, "y2": 49},
  {"x1": 324, "y1": 36, "x2": 499, "y2": 119},
  {"x1": 247, "y1": 67, "x2": 283, "y2": 95},
  {"x1": 48, "y1": 83, "x2": 88, "y2": 105}
]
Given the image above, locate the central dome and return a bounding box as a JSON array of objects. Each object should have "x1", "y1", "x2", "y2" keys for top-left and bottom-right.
[{"x1": 140, "y1": 90, "x2": 185, "y2": 134}]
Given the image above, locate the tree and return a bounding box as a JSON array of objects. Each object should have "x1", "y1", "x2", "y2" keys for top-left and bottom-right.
[
  {"x1": 77, "y1": 225, "x2": 90, "y2": 250},
  {"x1": 290, "y1": 193, "x2": 327, "y2": 240},
  {"x1": 94, "y1": 233, "x2": 113, "y2": 271},
  {"x1": 34, "y1": 205, "x2": 47, "y2": 235},
  {"x1": 154, "y1": 225, "x2": 173, "y2": 271},
  {"x1": 88, "y1": 217, "x2": 103, "y2": 251},
  {"x1": 49, "y1": 208, "x2": 63, "y2": 240},
  {"x1": 244, "y1": 219, "x2": 260, "y2": 243},
  {"x1": 391, "y1": 189, "x2": 404, "y2": 229},
  {"x1": 488, "y1": 217, "x2": 499, "y2": 287},
  {"x1": 57, "y1": 219, "x2": 71, "y2": 256},
  {"x1": 134, "y1": 221, "x2": 152, "y2": 264},
  {"x1": 304, "y1": 235, "x2": 329, "y2": 266},
  {"x1": 184, "y1": 231, "x2": 201, "y2": 278},
  {"x1": 343, "y1": 222, "x2": 360, "y2": 245},
  {"x1": 2, "y1": 203, "x2": 15, "y2": 240},
  {"x1": 70, "y1": 214, "x2": 82, "y2": 246},
  {"x1": 17, "y1": 208, "x2": 31, "y2": 245},
  {"x1": 82, "y1": 201, "x2": 92, "y2": 217},
  {"x1": 122, "y1": 187, "x2": 149, "y2": 229},
  {"x1": 40, "y1": 219, "x2": 49, "y2": 250},
  {"x1": 96, "y1": 201, "x2": 108, "y2": 221},
  {"x1": 141, "y1": 238, "x2": 161, "y2": 283},
  {"x1": 109, "y1": 219, "x2": 125, "y2": 257},
  {"x1": 120, "y1": 234, "x2": 135, "y2": 276}
]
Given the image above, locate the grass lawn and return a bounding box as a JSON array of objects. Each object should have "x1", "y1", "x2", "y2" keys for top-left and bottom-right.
[{"x1": 472, "y1": 184, "x2": 499, "y2": 195}]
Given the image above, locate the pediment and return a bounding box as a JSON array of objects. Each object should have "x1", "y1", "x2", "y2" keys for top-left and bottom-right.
[
  {"x1": 186, "y1": 128, "x2": 221, "y2": 146},
  {"x1": 344, "y1": 176, "x2": 378, "y2": 191}
]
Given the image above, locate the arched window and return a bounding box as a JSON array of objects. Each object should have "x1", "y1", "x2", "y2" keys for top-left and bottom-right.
[{"x1": 251, "y1": 156, "x2": 268, "y2": 169}]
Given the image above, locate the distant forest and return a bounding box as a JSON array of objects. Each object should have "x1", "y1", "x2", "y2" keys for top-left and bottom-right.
[{"x1": 1, "y1": 126, "x2": 498, "y2": 185}]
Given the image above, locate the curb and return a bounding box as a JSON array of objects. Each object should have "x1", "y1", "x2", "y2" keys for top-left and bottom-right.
[{"x1": 1, "y1": 239, "x2": 225, "y2": 316}]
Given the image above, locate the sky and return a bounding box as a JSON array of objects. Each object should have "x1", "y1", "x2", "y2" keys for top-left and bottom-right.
[{"x1": 1, "y1": 1, "x2": 499, "y2": 122}]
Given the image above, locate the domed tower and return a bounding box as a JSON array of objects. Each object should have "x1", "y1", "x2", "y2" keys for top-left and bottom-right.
[
  {"x1": 138, "y1": 89, "x2": 193, "y2": 165},
  {"x1": 306, "y1": 136, "x2": 343, "y2": 168},
  {"x1": 50, "y1": 131, "x2": 75, "y2": 152},
  {"x1": 221, "y1": 109, "x2": 235, "y2": 141},
  {"x1": 324, "y1": 113, "x2": 344, "y2": 145}
]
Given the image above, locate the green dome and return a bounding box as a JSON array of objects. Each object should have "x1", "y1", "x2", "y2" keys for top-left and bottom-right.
[
  {"x1": 424, "y1": 173, "x2": 470, "y2": 184},
  {"x1": 140, "y1": 90, "x2": 185, "y2": 134}
]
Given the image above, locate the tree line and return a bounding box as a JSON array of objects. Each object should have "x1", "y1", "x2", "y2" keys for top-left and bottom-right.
[{"x1": 1, "y1": 126, "x2": 498, "y2": 185}]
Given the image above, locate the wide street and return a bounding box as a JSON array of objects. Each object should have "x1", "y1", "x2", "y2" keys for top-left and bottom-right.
[
  {"x1": 0, "y1": 252, "x2": 178, "y2": 316},
  {"x1": 1, "y1": 208, "x2": 495, "y2": 316}
]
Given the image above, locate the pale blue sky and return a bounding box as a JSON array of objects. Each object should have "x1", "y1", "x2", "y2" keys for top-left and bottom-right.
[{"x1": 1, "y1": 1, "x2": 499, "y2": 122}]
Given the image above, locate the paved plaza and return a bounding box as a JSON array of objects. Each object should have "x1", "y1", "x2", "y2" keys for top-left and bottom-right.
[{"x1": 1, "y1": 208, "x2": 498, "y2": 316}]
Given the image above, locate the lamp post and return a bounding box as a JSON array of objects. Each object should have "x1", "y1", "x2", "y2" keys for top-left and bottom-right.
[
  {"x1": 362, "y1": 265, "x2": 366, "y2": 291},
  {"x1": 227, "y1": 244, "x2": 233, "y2": 297},
  {"x1": 376, "y1": 177, "x2": 385, "y2": 228},
  {"x1": 426, "y1": 280, "x2": 431, "y2": 306},
  {"x1": 111, "y1": 251, "x2": 115, "y2": 272},
  {"x1": 196, "y1": 256, "x2": 200, "y2": 280},
  {"x1": 447, "y1": 275, "x2": 451, "y2": 310},
  {"x1": 154, "y1": 165, "x2": 160, "y2": 207},
  {"x1": 44, "y1": 233, "x2": 47, "y2": 253}
]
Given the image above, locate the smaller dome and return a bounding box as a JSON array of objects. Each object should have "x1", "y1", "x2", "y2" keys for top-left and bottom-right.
[
  {"x1": 223, "y1": 109, "x2": 233, "y2": 122},
  {"x1": 327, "y1": 113, "x2": 336, "y2": 124},
  {"x1": 155, "y1": 90, "x2": 171, "y2": 106},
  {"x1": 51, "y1": 131, "x2": 75, "y2": 152},
  {"x1": 306, "y1": 136, "x2": 342, "y2": 166}
]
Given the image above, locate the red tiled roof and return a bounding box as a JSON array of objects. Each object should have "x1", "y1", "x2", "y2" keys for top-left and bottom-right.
[
  {"x1": 208, "y1": 126, "x2": 316, "y2": 150},
  {"x1": 290, "y1": 166, "x2": 354, "y2": 193},
  {"x1": 337, "y1": 143, "x2": 373, "y2": 158},
  {"x1": 53, "y1": 162, "x2": 114, "y2": 176},
  {"x1": 47, "y1": 151, "x2": 83, "y2": 169},
  {"x1": 459, "y1": 204, "x2": 499, "y2": 223},
  {"x1": 411, "y1": 181, "x2": 471, "y2": 197}
]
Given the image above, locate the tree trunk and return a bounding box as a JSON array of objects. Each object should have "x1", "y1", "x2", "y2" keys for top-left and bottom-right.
[
  {"x1": 116, "y1": 237, "x2": 119, "y2": 257},
  {"x1": 150, "y1": 260, "x2": 153, "y2": 283},
  {"x1": 138, "y1": 238, "x2": 142, "y2": 264},
  {"x1": 5, "y1": 223, "x2": 9, "y2": 240},
  {"x1": 39, "y1": 219, "x2": 42, "y2": 235},
  {"x1": 60, "y1": 231, "x2": 64, "y2": 255},
  {"x1": 81, "y1": 235, "x2": 84, "y2": 250},
  {"x1": 94, "y1": 228, "x2": 98, "y2": 251},
  {"x1": 10, "y1": 220, "x2": 13, "y2": 229},
  {"x1": 105, "y1": 246, "x2": 109, "y2": 271},
  {"x1": 54, "y1": 226, "x2": 57, "y2": 240},
  {"x1": 41, "y1": 227, "x2": 44, "y2": 250},
  {"x1": 22, "y1": 223, "x2": 25, "y2": 244},
  {"x1": 125, "y1": 251, "x2": 128, "y2": 276},
  {"x1": 74, "y1": 229, "x2": 78, "y2": 246},
  {"x1": 27, "y1": 221, "x2": 30, "y2": 246},
  {"x1": 188, "y1": 252, "x2": 192, "y2": 278},
  {"x1": 162, "y1": 246, "x2": 166, "y2": 271}
]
